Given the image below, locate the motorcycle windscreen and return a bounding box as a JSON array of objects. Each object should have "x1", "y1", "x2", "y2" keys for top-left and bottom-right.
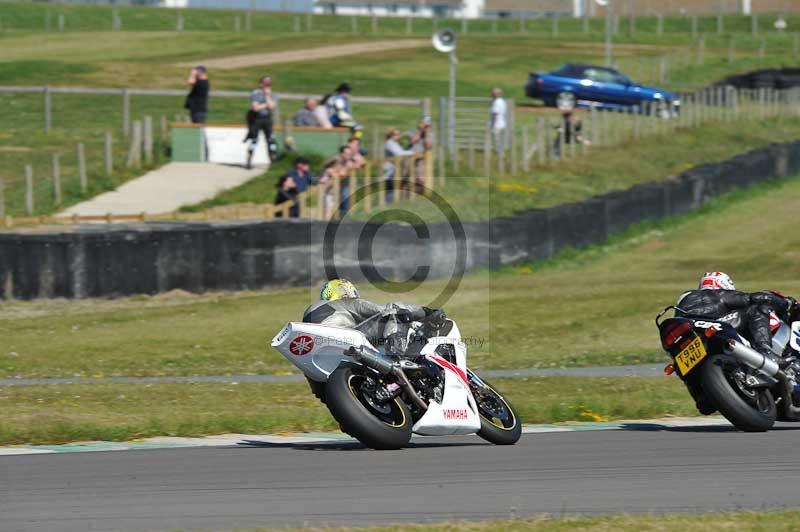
[{"x1": 413, "y1": 359, "x2": 481, "y2": 436}]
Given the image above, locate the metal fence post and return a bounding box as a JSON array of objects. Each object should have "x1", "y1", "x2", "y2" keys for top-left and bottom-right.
[
  {"x1": 751, "y1": 14, "x2": 758, "y2": 36},
  {"x1": 728, "y1": 35, "x2": 735, "y2": 63},
  {"x1": 656, "y1": 14, "x2": 663, "y2": 36},
  {"x1": 536, "y1": 117, "x2": 545, "y2": 165},
  {"x1": 52, "y1": 153, "x2": 61, "y2": 206},
  {"x1": 44, "y1": 85, "x2": 51, "y2": 133},
  {"x1": 25, "y1": 165, "x2": 34, "y2": 215},
  {"x1": 0, "y1": 177, "x2": 5, "y2": 219},
  {"x1": 716, "y1": 14, "x2": 723, "y2": 35},
  {"x1": 794, "y1": 33, "x2": 799, "y2": 64},
  {"x1": 483, "y1": 127, "x2": 491, "y2": 176},
  {"x1": 78, "y1": 143, "x2": 87, "y2": 193},
  {"x1": 122, "y1": 88, "x2": 130, "y2": 137},
  {"x1": 105, "y1": 131, "x2": 113, "y2": 175},
  {"x1": 696, "y1": 35, "x2": 705, "y2": 65},
  {"x1": 143, "y1": 116, "x2": 153, "y2": 164}
]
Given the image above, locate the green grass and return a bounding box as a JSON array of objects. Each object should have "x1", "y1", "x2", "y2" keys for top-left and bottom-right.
[
  {"x1": 1, "y1": 1, "x2": 799, "y2": 215},
  {"x1": 0, "y1": 376, "x2": 693, "y2": 445},
  {"x1": 271, "y1": 509, "x2": 800, "y2": 532},
  {"x1": 3, "y1": 172, "x2": 800, "y2": 379}
]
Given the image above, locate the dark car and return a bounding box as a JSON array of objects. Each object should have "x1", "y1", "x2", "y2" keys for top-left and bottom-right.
[{"x1": 525, "y1": 63, "x2": 680, "y2": 116}]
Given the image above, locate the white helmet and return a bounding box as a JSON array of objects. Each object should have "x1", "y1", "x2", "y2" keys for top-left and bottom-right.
[{"x1": 699, "y1": 271, "x2": 735, "y2": 291}]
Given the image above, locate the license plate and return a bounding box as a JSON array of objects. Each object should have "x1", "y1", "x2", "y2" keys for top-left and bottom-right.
[{"x1": 675, "y1": 335, "x2": 707, "y2": 376}]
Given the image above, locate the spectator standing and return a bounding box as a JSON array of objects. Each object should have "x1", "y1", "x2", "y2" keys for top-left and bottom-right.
[
  {"x1": 245, "y1": 76, "x2": 277, "y2": 169},
  {"x1": 315, "y1": 94, "x2": 334, "y2": 128},
  {"x1": 336, "y1": 145, "x2": 355, "y2": 215},
  {"x1": 347, "y1": 137, "x2": 367, "y2": 170},
  {"x1": 294, "y1": 98, "x2": 321, "y2": 127},
  {"x1": 185, "y1": 66, "x2": 209, "y2": 124},
  {"x1": 407, "y1": 116, "x2": 433, "y2": 190},
  {"x1": 319, "y1": 159, "x2": 347, "y2": 219},
  {"x1": 489, "y1": 87, "x2": 508, "y2": 152},
  {"x1": 288, "y1": 156, "x2": 317, "y2": 193},
  {"x1": 274, "y1": 175, "x2": 299, "y2": 218},
  {"x1": 552, "y1": 111, "x2": 586, "y2": 159},
  {"x1": 383, "y1": 128, "x2": 414, "y2": 203},
  {"x1": 327, "y1": 83, "x2": 357, "y2": 128}
]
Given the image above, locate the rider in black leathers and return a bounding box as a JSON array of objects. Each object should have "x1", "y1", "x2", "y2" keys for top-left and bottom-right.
[{"x1": 677, "y1": 272, "x2": 795, "y2": 362}]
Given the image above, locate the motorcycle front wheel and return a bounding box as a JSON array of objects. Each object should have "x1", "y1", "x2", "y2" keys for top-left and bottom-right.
[
  {"x1": 468, "y1": 371, "x2": 522, "y2": 445},
  {"x1": 325, "y1": 366, "x2": 413, "y2": 450},
  {"x1": 701, "y1": 354, "x2": 776, "y2": 432}
]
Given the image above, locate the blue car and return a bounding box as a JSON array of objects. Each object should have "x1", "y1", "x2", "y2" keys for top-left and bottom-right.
[{"x1": 525, "y1": 63, "x2": 680, "y2": 116}]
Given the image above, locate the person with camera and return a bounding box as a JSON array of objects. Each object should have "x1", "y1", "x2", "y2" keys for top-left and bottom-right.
[
  {"x1": 184, "y1": 66, "x2": 209, "y2": 124},
  {"x1": 245, "y1": 76, "x2": 277, "y2": 169},
  {"x1": 408, "y1": 116, "x2": 433, "y2": 192}
]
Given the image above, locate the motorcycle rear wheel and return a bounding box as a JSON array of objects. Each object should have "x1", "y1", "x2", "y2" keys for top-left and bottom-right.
[
  {"x1": 326, "y1": 366, "x2": 412, "y2": 450},
  {"x1": 701, "y1": 354, "x2": 776, "y2": 432},
  {"x1": 468, "y1": 372, "x2": 522, "y2": 445}
]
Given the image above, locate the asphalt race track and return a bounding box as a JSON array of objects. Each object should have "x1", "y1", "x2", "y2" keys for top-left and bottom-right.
[{"x1": 3, "y1": 424, "x2": 800, "y2": 531}]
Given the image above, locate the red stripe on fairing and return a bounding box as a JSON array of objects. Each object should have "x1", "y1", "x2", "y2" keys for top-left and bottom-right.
[{"x1": 428, "y1": 354, "x2": 469, "y2": 388}]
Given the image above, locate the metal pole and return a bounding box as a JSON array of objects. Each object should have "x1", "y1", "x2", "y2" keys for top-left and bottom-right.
[
  {"x1": 448, "y1": 51, "x2": 457, "y2": 155},
  {"x1": 52, "y1": 153, "x2": 61, "y2": 206},
  {"x1": 25, "y1": 165, "x2": 34, "y2": 215},
  {"x1": 605, "y1": 4, "x2": 613, "y2": 67},
  {"x1": 44, "y1": 85, "x2": 51, "y2": 133}
]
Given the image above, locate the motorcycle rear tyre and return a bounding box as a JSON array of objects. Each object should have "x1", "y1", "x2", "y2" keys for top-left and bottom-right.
[{"x1": 701, "y1": 355, "x2": 776, "y2": 432}]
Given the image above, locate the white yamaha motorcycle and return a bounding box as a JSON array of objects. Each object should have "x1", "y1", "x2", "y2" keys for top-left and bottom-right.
[{"x1": 271, "y1": 308, "x2": 521, "y2": 450}]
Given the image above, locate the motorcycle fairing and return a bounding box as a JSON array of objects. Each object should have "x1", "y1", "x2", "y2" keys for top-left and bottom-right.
[
  {"x1": 412, "y1": 320, "x2": 481, "y2": 435},
  {"x1": 271, "y1": 322, "x2": 376, "y2": 382},
  {"x1": 412, "y1": 355, "x2": 481, "y2": 435},
  {"x1": 790, "y1": 322, "x2": 800, "y2": 352}
]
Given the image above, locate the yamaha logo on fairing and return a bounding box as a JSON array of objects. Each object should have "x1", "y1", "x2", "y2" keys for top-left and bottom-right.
[{"x1": 443, "y1": 408, "x2": 468, "y2": 420}]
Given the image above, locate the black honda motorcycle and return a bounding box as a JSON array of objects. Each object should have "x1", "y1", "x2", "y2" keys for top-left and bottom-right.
[{"x1": 656, "y1": 302, "x2": 800, "y2": 432}]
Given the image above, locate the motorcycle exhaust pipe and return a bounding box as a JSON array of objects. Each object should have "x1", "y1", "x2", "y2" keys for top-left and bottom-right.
[
  {"x1": 348, "y1": 348, "x2": 429, "y2": 412},
  {"x1": 349, "y1": 348, "x2": 394, "y2": 375},
  {"x1": 391, "y1": 367, "x2": 428, "y2": 412},
  {"x1": 723, "y1": 341, "x2": 780, "y2": 377}
]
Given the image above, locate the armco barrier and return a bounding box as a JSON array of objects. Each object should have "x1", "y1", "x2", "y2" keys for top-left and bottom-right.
[{"x1": 1, "y1": 141, "x2": 799, "y2": 300}]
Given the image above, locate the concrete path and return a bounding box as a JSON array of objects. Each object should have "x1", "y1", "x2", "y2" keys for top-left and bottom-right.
[
  {"x1": 0, "y1": 364, "x2": 667, "y2": 387},
  {"x1": 194, "y1": 39, "x2": 428, "y2": 70},
  {"x1": 59, "y1": 163, "x2": 264, "y2": 216}
]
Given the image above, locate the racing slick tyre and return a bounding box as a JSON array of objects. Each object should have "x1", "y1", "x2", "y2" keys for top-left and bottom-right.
[
  {"x1": 555, "y1": 91, "x2": 576, "y2": 110},
  {"x1": 307, "y1": 377, "x2": 326, "y2": 404},
  {"x1": 326, "y1": 366, "x2": 413, "y2": 450},
  {"x1": 468, "y1": 372, "x2": 522, "y2": 445},
  {"x1": 701, "y1": 354, "x2": 776, "y2": 432}
]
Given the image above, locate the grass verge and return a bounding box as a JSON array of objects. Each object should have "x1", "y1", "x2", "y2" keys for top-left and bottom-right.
[
  {"x1": 4, "y1": 172, "x2": 800, "y2": 378},
  {"x1": 274, "y1": 509, "x2": 800, "y2": 532},
  {"x1": 0, "y1": 376, "x2": 693, "y2": 445}
]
